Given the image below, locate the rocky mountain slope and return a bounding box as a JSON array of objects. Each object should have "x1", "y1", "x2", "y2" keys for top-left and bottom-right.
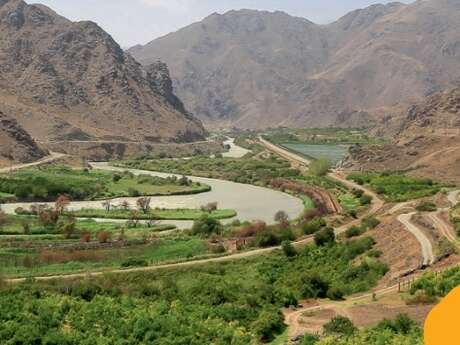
[
  {"x1": 0, "y1": 111, "x2": 46, "y2": 165},
  {"x1": 342, "y1": 87, "x2": 460, "y2": 183},
  {"x1": 0, "y1": 0, "x2": 205, "y2": 143},
  {"x1": 130, "y1": 0, "x2": 460, "y2": 129}
]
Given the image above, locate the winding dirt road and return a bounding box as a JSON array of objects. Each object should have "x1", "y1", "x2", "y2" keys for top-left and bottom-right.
[
  {"x1": 0, "y1": 152, "x2": 66, "y2": 173},
  {"x1": 397, "y1": 212, "x2": 435, "y2": 266}
]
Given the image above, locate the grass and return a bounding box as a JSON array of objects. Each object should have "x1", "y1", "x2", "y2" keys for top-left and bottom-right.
[
  {"x1": 0, "y1": 215, "x2": 176, "y2": 236},
  {"x1": 339, "y1": 194, "x2": 362, "y2": 212},
  {"x1": 0, "y1": 237, "x2": 208, "y2": 278},
  {"x1": 66, "y1": 208, "x2": 237, "y2": 220},
  {"x1": 347, "y1": 172, "x2": 446, "y2": 202},
  {"x1": 281, "y1": 143, "x2": 348, "y2": 164},
  {"x1": 0, "y1": 165, "x2": 210, "y2": 201},
  {"x1": 263, "y1": 128, "x2": 385, "y2": 146}
]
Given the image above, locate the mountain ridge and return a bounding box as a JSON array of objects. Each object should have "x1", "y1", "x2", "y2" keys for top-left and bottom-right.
[
  {"x1": 129, "y1": 0, "x2": 460, "y2": 130},
  {"x1": 0, "y1": 0, "x2": 205, "y2": 143}
]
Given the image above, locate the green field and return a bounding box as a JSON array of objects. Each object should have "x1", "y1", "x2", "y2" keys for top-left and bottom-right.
[
  {"x1": 281, "y1": 143, "x2": 348, "y2": 164},
  {"x1": 0, "y1": 165, "x2": 210, "y2": 201},
  {"x1": 0, "y1": 237, "x2": 208, "y2": 278},
  {"x1": 347, "y1": 172, "x2": 446, "y2": 202},
  {"x1": 66, "y1": 208, "x2": 237, "y2": 221}
]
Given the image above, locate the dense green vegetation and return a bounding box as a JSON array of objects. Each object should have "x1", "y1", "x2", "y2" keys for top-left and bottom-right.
[
  {"x1": 347, "y1": 172, "x2": 445, "y2": 202},
  {"x1": 410, "y1": 266, "x2": 460, "y2": 299},
  {"x1": 0, "y1": 237, "x2": 387, "y2": 344},
  {"x1": 118, "y1": 155, "x2": 300, "y2": 186},
  {"x1": 312, "y1": 314, "x2": 422, "y2": 345},
  {"x1": 0, "y1": 166, "x2": 209, "y2": 201}
]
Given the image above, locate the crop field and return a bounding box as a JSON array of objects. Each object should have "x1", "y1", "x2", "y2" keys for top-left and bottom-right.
[
  {"x1": 281, "y1": 143, "x2": 348, "y2": 164},
  {"x1": 0, "y1": 237, "x2": 208, "y2": 278},
  {"x1": 66, "y1": 208, "x2": 237, "y2": 220},
  {"x1": 0, "y1": 166, "x2": 209, "y2": 201},
  {"x1": 347, "y1": 172, "x2": 446, "y2": 202}
]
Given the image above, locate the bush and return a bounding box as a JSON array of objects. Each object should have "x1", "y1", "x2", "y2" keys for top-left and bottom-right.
[
  {"x1": 327, "y1": 286, "x2": 345, "y2": 301},
  {"x1": 360, "y1": 194, "x2": 372, "y2": 205},
  {"x1": 301, "y1": 273, "x2": 330, "y2": 299},
  {"x1": 323, "y1": 316, "x2": 357, "y2": 336},
  {"x1": 121, "y1": 259, "x2": 149, "y2": 268},
  {"x1": 301, "y1": 334, "x2": 320, "y2": 345},
  {"x1": 282, "y1": 241, "x2": 297, "y2": 257},
  {"x1": 309, "y1": 159, "x2": 332, "y2": 177},
  {"x1": 192, "y1": 216, "x2": 222, "y2": 236},
  {"x1": 314, "y1": 227, "x2": 335, "y2": 246},
  {"x1": 96, "y1": 231, "x2": 112, "y2": 243},
  {"x1": 377, "y1": 314, "x2": 418, "y2": 335},
  {"x1": 345, "y1": 226, "x2": 364, "y2": 238},
  {"x1": 362, "y1": 216, "x2": 380, "y2": 230},
  {"x1": 351, "y1": 188, "x2": 364, "y2": 198},
  {"x1": 415, "y1": 201, "x2": 437, "y2": 212},
  {"x1": 302, "y1": 217, "x2": 326, "y2": 235}
]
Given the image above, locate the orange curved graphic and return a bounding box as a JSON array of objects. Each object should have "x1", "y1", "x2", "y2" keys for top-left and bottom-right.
[{"x1": 425, "y1": 286, "x2": 460, "y2": 344}]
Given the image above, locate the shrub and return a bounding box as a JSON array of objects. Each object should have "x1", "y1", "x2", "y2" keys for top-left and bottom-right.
[
  {"x1": 327, "y1": 286, "x2": 345, "y2": 301},
  {"x1": 301, "y1": 334, "x2": 320, "y2": 345},
  {"x1": 415, "y1": 201, "x2": 437, "y2": 212},
  {"x1": 323, "y1": 316, "x2": 357, "y2": 336},
  {"x1": 351, "y1": 188, "x2": 364, "y2": 198},
  {"x1": 309, "y1": 159, "x2": 332, "y2": 177},
  {"x1": 121, "y1": 259, "x2": 148, "y2": 268},
  {"x1": 360, "y1": 194, "x2": 372, "y2": 205},
  {"x1": 282, "y1": 241, "x2": 297, "y2": 257},
  {"x1": 302, "y1": 218, "x2": 326, "y2": 235},
  {"x1": 255, "y1": 230, "x2": 280, "y2": 247},
  {"x1": 192, "y1": 216, "x2": 222, "y2": 236},
  {"x1": 80, "y1": 231, "x2": 91, "y2": 243},
  {"x1": 362, "y1": 216, "x2": 380, "y2": 230},
  {"x1": 377, "y1": 314, "x2": 418, "y2": 335},
  {"x1": 96, "y1": 231, "x2": 112, "y2": 243},
  {"x1": 128, "y1": 188, "x2": 140, "y2": 197},
  {"x1": 345, "y1": 226, "x2": 364, "y2": 238},
  {"x1": 314, "y1": 227, "x2": 335, "y2": 246},
  {"x1": 301, "y1": 273, "x2": 330, "y2": 298}
]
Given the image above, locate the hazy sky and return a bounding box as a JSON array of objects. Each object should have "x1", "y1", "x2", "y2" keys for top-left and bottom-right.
[{"x1": 31, "y1": 0, "x2": 412, "y2": 47}]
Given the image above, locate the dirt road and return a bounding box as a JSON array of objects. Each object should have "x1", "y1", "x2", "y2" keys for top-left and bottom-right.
[
  {"x1": 0, "y1": 152, "x2": 66, "y2": 173},
  {"x1": 398, "y1": 212, "x2": 435, "y2": 266}
]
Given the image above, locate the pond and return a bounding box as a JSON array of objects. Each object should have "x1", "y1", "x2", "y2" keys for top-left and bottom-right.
[{"x1": 280, "y1": 143, "x2": 348, "y2": 164}]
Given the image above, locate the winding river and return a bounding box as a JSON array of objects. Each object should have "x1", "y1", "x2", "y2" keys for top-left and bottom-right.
[{"x1": 1, "y1": 162, "x2": 304, "y2": 229}]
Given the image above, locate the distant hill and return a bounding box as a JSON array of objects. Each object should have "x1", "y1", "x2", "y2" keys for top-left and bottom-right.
[
  {"x1": 0, "y1": 111, "x2": 46, "y2": 164},
  {"x1": 129, "y1": 0, "x2": 460, "y2": 129},
  {"x1": 0, "y1": 0, "x2": 205, "y2": 143}
]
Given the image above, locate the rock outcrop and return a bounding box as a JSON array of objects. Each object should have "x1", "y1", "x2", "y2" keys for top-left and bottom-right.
[{"x1": 0, "y1": 111, "x2": 47, "y2": 163}]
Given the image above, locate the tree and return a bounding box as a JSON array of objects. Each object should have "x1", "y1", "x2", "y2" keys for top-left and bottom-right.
[
  {"x1": 323, "y1": 316, "x2": 357, "y2": 336},
  {"x1": 281, "y1": 240, "x2": 297, "y2": 257},
  {"x1": 274, "y1": 210, "x2": 289, "y2": 225},
  {"x1": 309, "y1": 158, "x2": 331, "y2": 177},
  {"x1": 55, "y1": 195, "x2": 70, "y2": 214},
  {"x1": 102, "y1": 199, "x2": 113, "y2": 212},
  {"x1": 137, "y1": 197, "x2": 151, "y2": 214},
  {"x1": 314, "y1": 227, "x2": 335, "y2": 246},
  {"x1": 120, "y1": 200, "x2": 130, "y2": 211}
]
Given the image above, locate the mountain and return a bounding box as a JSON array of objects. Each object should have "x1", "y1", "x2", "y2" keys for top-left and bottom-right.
[
  {"x1": 0, "y1": 0, "x2": 205, "y2": 143},
  {"x1": 129, "y1": 0, "x2": 460, "y2": 129},
  {"x1": 342, "y1": 86, "x2": 460, "y2": 183},
  {"x1": 0, "y1": 111, "x2": 46, "y2": 164}
]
